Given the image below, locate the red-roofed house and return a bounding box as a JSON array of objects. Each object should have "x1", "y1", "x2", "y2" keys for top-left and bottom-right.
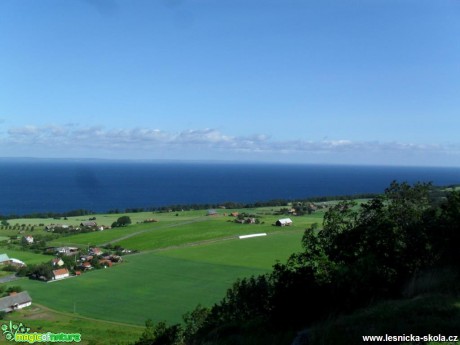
[
  {"x1": 99, "y1": 259, "x2": 112, "y2": 268},
  {"x1": 52, "y1": 268, "x2": 70, "y2": 280},
  {"x1": 90, "y1": 247, "x2": 102, "y2": 256},
  {"x1": 81, "y1": 262, "x2": 92, "y2": 270}
]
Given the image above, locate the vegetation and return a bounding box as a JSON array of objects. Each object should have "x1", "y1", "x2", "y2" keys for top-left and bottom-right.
[
  {"x1": 1, "y1": 182, "x2": 460, "y2": 344},
  {"x1": 3, "y1": 304, "x2": 143, "y2": 344},
  {"x1": 112, "y1": 215, "x2": 133, "y2": 228},
  {"x1": 128, "y1": 182, "x2": 460, "y2": 345},
  {"x1": 14, "y1": 231, "x2": 303, "y2": 325}
]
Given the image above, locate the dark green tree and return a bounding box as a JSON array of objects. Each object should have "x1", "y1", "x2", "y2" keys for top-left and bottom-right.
[
  {"x1": 134, "y1": 319, "x2": 183, "y2": 345},
  {"x1": 112, "y1": 215, "x2": 132, "y2": 227},
  {"x1": 182, "y1": 305, "x2": 209, "y2": 344}
]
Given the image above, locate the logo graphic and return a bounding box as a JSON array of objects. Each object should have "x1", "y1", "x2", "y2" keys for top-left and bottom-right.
[
  {"x1": 1, "y1": 321, "x2": 30, "y2": 341},
  {"x1": 1, "y1": 321, "x2": 81, "y2": 343}
]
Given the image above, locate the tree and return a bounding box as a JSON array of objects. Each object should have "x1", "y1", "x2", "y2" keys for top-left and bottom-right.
[
  {"x1": 112, "y1": 216, "x2": 131, "y2": 227},
  {"x1": 6, "y1": 286, "x2": 23, "y2": 294},
  {"x1": 135, "y1": 319, "x2": 183, "y2": 345},
  {"x1": 182, "y1": 305, "x2": 209, "y2": 344},
  {"x1": 429, "y1": 190, "x2": 460, "y2": 267}
]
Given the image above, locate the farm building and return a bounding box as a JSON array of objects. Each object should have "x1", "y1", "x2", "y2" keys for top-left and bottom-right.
[
  {"x1": 45, "y1": 224, "x2": 70, "y2": 231},
  {"x1": 52, "y1": 268, "x2": 70, "y2": 280},
  {"x1": 80, "y1": 221, "x2": 97, "y2": 227},
  {"x1": 55, "y1": 246, "x2": 79, "y2": 256},
  {"x1": 0, "y1": 291, "x2": 32, "y2": 313},
  {"x1": 206, "y1": 209, "x2": 218, "y2": 216},
  {"x1": 276, "y1": 218, "x2": 293, "y2": 226},
  {"x1": 10, "y1": 258, "x2": 26, "y2": 267}
]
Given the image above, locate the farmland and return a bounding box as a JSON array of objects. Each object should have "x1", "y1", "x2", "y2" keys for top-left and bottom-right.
[
  {"x1": 16, "y1": 230, "x2": 303, "y2": 325},
  {"x1": 0, "y1": 205, "x2": 324, "y2": 343}
]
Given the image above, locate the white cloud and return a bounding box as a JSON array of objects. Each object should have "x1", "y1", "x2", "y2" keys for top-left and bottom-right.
[{"x1": 0, "y1": 124, "x2": 458, "y2": 165}]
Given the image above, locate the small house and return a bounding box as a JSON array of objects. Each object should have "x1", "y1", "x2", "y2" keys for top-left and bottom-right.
[
  {"x1": 90, "y1": 247, "x2": 102, "y2": 256},
  {"x1": 99, "y1": 259, "x2": 112, "y2": 268},
  {"x1": 0, "y1": 291, "x2": 32, "y2": 313},
  {"x1": 246, "y1": 218, "x2": 256, "y2": 224},
  {"x1": 52, "y1": 268, "x2": 70, "y2": 280},
  {"x1": 23, "y1": 236, "x2": 34, "y2": 244},
  {"x1": 81, "y1": 262, "x2": 92, "y2": 270},
  {"x1": 51, "y1": 258, "x2": 64, "y2": 267}
]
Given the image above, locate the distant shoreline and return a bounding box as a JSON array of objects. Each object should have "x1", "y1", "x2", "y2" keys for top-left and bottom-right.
[{"x1": 1, "y1": 162, "x2": 460, "y2": 216}]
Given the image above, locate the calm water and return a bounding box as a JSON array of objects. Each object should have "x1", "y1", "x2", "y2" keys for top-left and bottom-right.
[{"x1": 1, "y1": 160, "x2": 460, "y2": 215}]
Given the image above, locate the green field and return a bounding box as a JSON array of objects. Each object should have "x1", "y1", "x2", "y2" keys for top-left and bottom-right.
[
  {"x1": 0, "y1": 206, "x2": 316, "y2": 344},
  {"x1": 46, "y1": 210, "x2": 321, "y2": 251},
  {"x1": 15, "y1": 230, "x2": 303, "y2": 325},
  {"x1": 1, "y1": 249, "x2": 51, "y2": 265}
]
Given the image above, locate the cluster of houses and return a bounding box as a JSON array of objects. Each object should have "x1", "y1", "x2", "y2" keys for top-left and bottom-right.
[
  {"x1": 228, "y1": 212, "x2": 258, "y2": 224},
  {"x1": 227, "y1": 212, "x2": 292, "y2": 227},
  {"x1": 49, "y1": 247, "x2": 122, "y2": 281},
  {"x1": 45, "y1": 246, "x2": 80, "y2": 256},
  {"x1": 45, "y1": 221, "x2": 110, "y2": 232}
]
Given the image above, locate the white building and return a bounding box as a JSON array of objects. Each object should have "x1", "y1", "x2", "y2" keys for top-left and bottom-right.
[
  {"x1": 276, "y1": 218, "x2": 293, "y2": 226},
  {"x1": 0, "y1": 291, "x2": 32, "y2": 313}
]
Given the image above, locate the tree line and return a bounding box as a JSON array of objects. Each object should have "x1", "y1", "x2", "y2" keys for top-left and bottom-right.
[{"x1": 0, "y1": 192, "x2": 390, "y2": 221}]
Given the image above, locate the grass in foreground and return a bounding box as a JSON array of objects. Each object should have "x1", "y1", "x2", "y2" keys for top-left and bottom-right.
[{"x1": 3, "y1": 304, "x2": 143, "y2": 345}]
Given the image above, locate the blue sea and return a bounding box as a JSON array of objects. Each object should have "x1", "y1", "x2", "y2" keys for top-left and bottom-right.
[{"x1": 1, "y1": 159, "x2": 460, "y2": 215}]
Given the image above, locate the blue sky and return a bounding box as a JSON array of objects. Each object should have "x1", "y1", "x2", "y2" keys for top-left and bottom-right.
[{"x1": 1, "y1": 0, "x2": 459, "y2": 166}]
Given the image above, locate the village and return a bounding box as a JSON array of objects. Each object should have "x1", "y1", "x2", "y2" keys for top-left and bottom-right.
[
  {"x1": 0, "y1": 202, "x2": 328, "y2": 317},
  {"x1": 0, "y1": 216, "x2": 138, "y2": 314}
]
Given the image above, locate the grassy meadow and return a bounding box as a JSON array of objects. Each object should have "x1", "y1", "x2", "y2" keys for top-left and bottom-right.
[
  {"x1": 14, "y1": 229, "x2": 304, "y2": 325},
  {"x1": 0, "y1": 249, "x2": 50, "y2": 265},
  {"x1": 0, "y1": 206, "x2": 317, "y2": 343}
]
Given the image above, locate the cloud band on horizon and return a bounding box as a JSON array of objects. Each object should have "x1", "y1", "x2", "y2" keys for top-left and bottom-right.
[{"x1": 1, "y1": 124, "x2": 458, "y2": 165}]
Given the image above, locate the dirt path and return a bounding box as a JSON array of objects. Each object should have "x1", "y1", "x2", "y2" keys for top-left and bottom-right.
[{"x1": 29, "y1": 303, "x2": 144, "y2": 329}]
